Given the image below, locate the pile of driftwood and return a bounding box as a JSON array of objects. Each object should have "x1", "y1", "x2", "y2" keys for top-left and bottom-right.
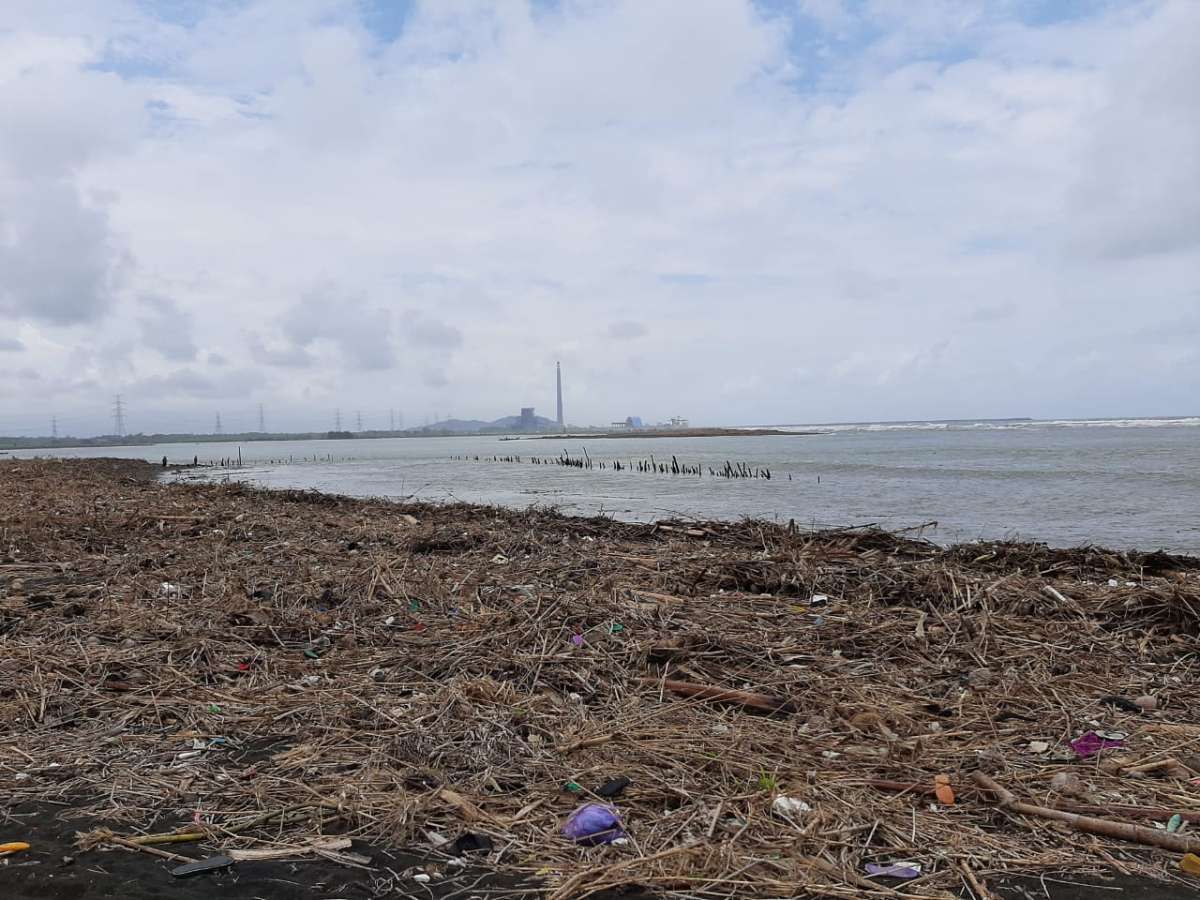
[{"x1": 2, "y1": 458, "x2": 1200, "y2": 898}]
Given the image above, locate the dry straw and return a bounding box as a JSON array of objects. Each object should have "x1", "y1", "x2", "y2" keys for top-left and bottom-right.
[{"x1": 2, "y1": 457, "x2": 1199, "y2": 898}]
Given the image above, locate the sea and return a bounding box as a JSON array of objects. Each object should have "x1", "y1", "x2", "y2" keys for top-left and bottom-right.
[{"x1": 8, "y1": 417, "x2": 1199, "y2": 554}]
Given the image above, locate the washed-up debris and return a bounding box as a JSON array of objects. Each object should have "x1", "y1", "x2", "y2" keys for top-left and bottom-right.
[
  {"x1": 1100, "y1": 695, "x2": 1142, "y2": 714},
  {"x1": 1070, "y1": 730, "x2": 1127, "y2": 757},
  {"x1": 450, "y1": 832, "x2": 494, "y2": 855},
  {"x1": 595, "y1": 776, "x2": 631, "y2": 798},
  {"x1": 933, "y1": 774, "x2": 955, "y2": 805},
  {"x1": 771, "y1": 796, "x2": 811, "y2": 819},
  {"x1": 227, "y1": 837, "x2": 352, "y2": 861},
  {"x1": 562, "y1": 804, "x2": 624, "y2": 845},
  {"x1": 865, "y1": 861, "x2": 921, "y2": 879},
  {"x1": 170, "y1": 855, "x2": 234, "y2": 877},
  {"x1": 4, "y1": 458, "x2": 1200, "y2": 900}
]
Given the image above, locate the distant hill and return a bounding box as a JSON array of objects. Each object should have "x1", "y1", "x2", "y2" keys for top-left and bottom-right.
[{"x1": 415, "y1": 415, "x2": 560, "y2": 434}]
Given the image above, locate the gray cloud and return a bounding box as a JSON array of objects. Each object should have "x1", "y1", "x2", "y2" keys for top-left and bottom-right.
[
  {"x1": 136, "y1": 366, "x2": 266, "y2": 399},
  {"x1": 966, "y1": 302, "x2": 1016, "y2": 323},
  {"x1": 248, "y1": 334, "x2": 317, "y2": 369},
  {"x1": 0, "y1": 179, "x2": 126, "y2": 325},
  {"x1": 1066, "y1": 2, "x2": 1200, "y2": 260},
  {"x1": 422, "y1": 368, "x2": 449, "y2": 388},
  {"x1": 400, "y1": 310, "x2": 463, "y2": 350},
  {"x1": 138, "y1": 294, "x2": 198, "y2": 361},
  {"x1": 607, "y1": 320, "x2": 647, "y2": 340},
  {"x1": 0, "y1": 337, "x2": 23, "y2": 352},
  {"x1": 281, "y1": 286, "x2": 396, "y2": 370}
]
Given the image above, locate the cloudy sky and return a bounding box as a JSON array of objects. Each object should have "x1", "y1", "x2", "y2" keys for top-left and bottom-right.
[{"x1": 0, "y1": 0, "x2": 1197, "y2": 436}]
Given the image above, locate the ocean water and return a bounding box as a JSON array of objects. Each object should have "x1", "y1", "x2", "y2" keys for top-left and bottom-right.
[{"x1": 8, "y1": 418, "x2": 1199, "y2": 554}]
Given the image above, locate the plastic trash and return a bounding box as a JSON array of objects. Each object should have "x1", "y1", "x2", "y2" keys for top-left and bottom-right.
[
  {"x1": 170, "y1": 855, "x2": 234, "y2": 877},
  {"x1": 1135, "y1": 695, "x2": 1158, "y2": 712},
  {"x1": 0, "y1": 842, "x2": 30, "y2": 855},
  {"x1": 450, "y1": 833, "x2": 493, "y2": 854},
  {"x1": 1099, "y1": 695, "x2": 1141, "y2": 713},
  {"x1": 933, "y1": 774, "x2": 955, "y2": 805},
  {"x1": 1070, "y1": 730, "x2": 1125, "y2": 758},
  {"x1": 562, "y1": 803, "x2": 625, "y2": 845},
  {"x1": 570, "y1": 634, "x2": 584, "y2": 647},
  {"x1": 596, "y1": 776, "x2": 631, "y2": 798},
  {"x1": 1182, "y1": 853, "x2": 1200, "y2": 875},
  {"x1": 866, "y1": 862, "x2": 922, "y2": 879},
  {"x1": 1168, "y1": 814, "x2": 1184, "y2": 833},
  {"x1": 771, "y1": 796, "x2": 811, "y2": 819},
  {"x1": 1050, "y1": 772, "x2": 1084, "y2": 796}
]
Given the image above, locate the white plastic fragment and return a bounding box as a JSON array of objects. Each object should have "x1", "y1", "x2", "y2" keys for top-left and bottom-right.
[{"x1": 772, "y1": 796, "x2": 812, "y2": 819}]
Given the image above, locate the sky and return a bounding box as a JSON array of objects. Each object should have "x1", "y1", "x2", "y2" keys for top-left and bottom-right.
[{"x1": 0, "y1": 0, "x2": 1197, "y2": 436}]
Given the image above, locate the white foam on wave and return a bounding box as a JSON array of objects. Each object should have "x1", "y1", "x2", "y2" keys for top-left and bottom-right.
[{"x1": 754, "y1": 417, "x2": 1200, "y2": 434}]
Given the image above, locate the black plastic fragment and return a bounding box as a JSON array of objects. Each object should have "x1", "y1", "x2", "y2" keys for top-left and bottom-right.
[
  {"x1": 596, "y1": 776, "x2": 631, "y2": 798},
  {"x1": 1100, "y1": 695, "x2": 1141, "y2": 714},
  {"x1": 170, "y1": 855, "x2": 234, "y2": 878},
  {"x1": 450, "y1": 833, "x2": 494, "y2": 855}
]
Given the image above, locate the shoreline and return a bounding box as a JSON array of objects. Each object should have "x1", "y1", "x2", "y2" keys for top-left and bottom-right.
[
  {"x1": 526, "y1": 427, "x2": 823, "y2": 440},
  {"x1": 3, "y1": 457, "x2": 1200, "y2": 899}
]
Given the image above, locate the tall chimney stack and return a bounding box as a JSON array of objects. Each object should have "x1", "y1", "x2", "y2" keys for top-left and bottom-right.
[{"x1": 556, "y1": 361, "x2": 564, "y2": 430}]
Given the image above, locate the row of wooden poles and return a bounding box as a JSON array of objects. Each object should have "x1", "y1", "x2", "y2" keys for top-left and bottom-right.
[
  {"x1": 184, "y1": 452, "x2": 345, "y2": 468},
  {"x1": 453, "y1": 450, "x2": 773, "y2": 479}
]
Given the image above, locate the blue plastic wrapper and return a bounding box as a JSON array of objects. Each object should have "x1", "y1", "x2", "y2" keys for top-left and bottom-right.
[{"x1": 561, "y1": 803, "x2": 625, "y2": 845}]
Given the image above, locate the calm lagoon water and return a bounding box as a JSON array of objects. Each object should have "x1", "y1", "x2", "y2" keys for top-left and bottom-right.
[{"x1": 10, "y1": 418, "x2": 1199, "y2": 554}]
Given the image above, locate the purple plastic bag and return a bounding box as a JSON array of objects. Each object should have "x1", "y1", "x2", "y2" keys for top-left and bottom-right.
[
  {"x1": 1070, "y1": 730, "x2": 1125, "y2": 758},
  {"x1": 562, "y1": 803, "x2": 625, "y2": 845},
  {"x1": 866, "y1": 863, "x2": 921, "y2": 879}
]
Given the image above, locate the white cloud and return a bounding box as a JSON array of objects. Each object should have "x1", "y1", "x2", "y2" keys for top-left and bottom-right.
[{"x1": 0, "y1": 0, "x2": 1195, "y2": 434}]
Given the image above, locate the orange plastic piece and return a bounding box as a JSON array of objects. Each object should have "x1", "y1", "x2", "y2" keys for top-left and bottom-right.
[
  {"x1": 1182, "y1": 853, "x2": 1200, "y2": 876},
  {"x1": 933, "y1": 775, "x2": 955, "y2": 806},
  {"x1": 0, "y1": 842, "x2": 29, "y2": 854}
]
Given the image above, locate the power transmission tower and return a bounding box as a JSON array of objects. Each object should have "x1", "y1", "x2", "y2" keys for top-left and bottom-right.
[
  {"x1": 215, "y1": 412, "x2": 223, "y2": 435},
  {"x1": 356, "y1": 411, "x2": 363, "y2": 432},
  {"x1": 51, "y1": 416, "x2": 58, "y2": 440},
  {"x1": 258, "y1": 403, "x2": 265, "y2": 433},
  {"x1": 334, "y1": 409, "x2": 342, "y2": 431},
  {"x1": 112, "y1": 395, "x2": 126, "y2": 436}
]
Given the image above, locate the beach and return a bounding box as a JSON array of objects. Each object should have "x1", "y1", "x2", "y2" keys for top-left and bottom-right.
[{"x1": 2, "y1": 457, "x2": 1200, "y2": 899}]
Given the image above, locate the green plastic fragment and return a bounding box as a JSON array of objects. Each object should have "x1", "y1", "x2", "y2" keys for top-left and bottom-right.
[
  {"x1": 207, "y1": 704, "x2": 221, "y2": 714},
  {"x1": 610, "y1": 623, "x2": 625, "y2": 634},
  {"x1": 564, "y1": 781, "x2": 582, "y2": 793},
  {"x1": 304, "y1": 649, "x2": 320, "y2": 659}
]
